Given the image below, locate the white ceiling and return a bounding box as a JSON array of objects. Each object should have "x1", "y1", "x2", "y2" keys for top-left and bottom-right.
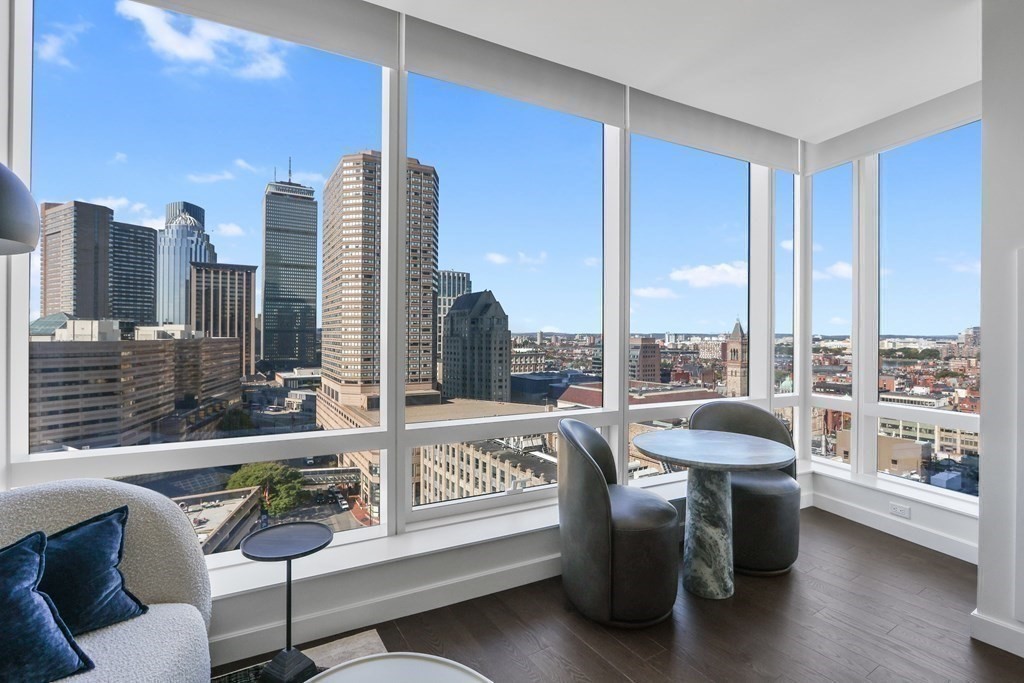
[{"x1": 365, "y1": 0, "x2": 980, "y2": 143}]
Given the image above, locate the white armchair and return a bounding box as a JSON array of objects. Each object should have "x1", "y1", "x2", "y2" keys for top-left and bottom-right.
[{"x1": 0, "y1": 478, "x2": 212, "y2": 682}]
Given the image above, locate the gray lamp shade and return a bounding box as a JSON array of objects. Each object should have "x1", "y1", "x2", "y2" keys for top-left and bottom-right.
[{"x1": 0, "y1": 163, "x2": 40, "y2": 254}]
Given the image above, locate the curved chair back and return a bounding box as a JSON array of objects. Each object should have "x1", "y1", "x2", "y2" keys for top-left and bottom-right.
[
  {"x1": 0, "y1": 478, "x2": 213, "y2": 628},
  {"x1": 690, "y1": 402, "x2": 796, "y2": 478},
  {"x1": 557, "y1": 418, "x2": 614, "y2": 622}
]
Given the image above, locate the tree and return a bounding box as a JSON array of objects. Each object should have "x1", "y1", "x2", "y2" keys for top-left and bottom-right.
[{"x1": 227, "y1": 462, "x2": 305, "y2": 515}]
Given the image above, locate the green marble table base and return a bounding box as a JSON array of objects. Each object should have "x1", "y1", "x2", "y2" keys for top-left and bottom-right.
[{"x1": 683, "y1": 468, "x2": 735, "y2": 599}]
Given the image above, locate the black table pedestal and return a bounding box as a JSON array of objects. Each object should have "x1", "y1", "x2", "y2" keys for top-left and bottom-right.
[
  {"x1": 260, "y1": 648, "x2": 318, "y2": 683},
  {"x1": 240, "y1": 522, "x2": 334, "y2": 683}
]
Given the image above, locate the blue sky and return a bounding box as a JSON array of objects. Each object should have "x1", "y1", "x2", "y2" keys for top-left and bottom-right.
[{"x1": 29, "y1": 1, "x2": 980, "y2": 338}]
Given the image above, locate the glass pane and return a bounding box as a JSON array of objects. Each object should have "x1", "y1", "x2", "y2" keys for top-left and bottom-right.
[
  {"x1": 811, "y1": 163, "x2": 853, "y2": 396},
  {"x1": 405, "y1": 74, "x2": 603, "y2": 423},
  {"x1": 628, "y1": 420, "x2": 689, "y2": 480},
  {"x1": 414, "y1": 433, "x2": 557, "y2": 506},
  {"x1": 811, "y1": 407, "x2": 852, "y2": 463},
  {"x1": 878, "y1": 122, "x2": 981, "y2": 414},
  {"x1": 630, "y1": 134, "x2": 750, "y2": 402},
  {"x1": 29, "y1": 0, "x2": 381, "y2": 453},
  {"x1": 116, "y1": 451, "x2": 380, "y2": 554},
  {"x1": 877, "y1": 418, "x2": 978, "y2": 496},
  {"x1": 773, "y1": 406, "x2": 794, "y2": 438},
  {"x1": 775, "y1": 171, "x2": 795, "y2": 394}
]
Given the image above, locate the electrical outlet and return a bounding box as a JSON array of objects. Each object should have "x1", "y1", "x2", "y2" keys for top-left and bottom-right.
[{"x1": 889, "y1": 502, "x2": 911, "y2": 519}]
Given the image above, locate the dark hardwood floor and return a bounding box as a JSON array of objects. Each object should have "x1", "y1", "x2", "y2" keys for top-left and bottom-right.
[
  {"x1": 370, "y1": 509, "x2": 1024, "y2": 682},
  {"x1": 215, "y1": 508, "x2": 1024, "y2": 681}
]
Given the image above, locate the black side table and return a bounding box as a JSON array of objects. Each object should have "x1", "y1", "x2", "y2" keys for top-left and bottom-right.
[{"x1": 241, "y1": 522, "x2": 334, "y2": 683}]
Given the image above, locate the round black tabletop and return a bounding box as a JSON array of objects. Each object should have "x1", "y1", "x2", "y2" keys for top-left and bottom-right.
[{"x1": 240, "y1": 521, "x2": 334, "y2": 562}]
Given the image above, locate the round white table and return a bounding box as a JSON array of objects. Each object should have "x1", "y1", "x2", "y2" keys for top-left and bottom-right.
[
  {"x1": 305, "y1": 652, "x2": 493, "y2": 682},
  {"x1": 632, "y1": 428, "x2": 795, "y2": 600}
]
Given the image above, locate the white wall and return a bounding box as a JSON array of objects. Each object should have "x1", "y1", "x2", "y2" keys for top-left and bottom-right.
[{"x1": 972, "y1": 0, "x2": 1024, "y2": 658}]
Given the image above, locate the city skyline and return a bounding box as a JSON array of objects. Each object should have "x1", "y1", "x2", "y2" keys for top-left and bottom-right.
[{"x1": 29, "y1": 1, "x2": 979, "y2": 338}]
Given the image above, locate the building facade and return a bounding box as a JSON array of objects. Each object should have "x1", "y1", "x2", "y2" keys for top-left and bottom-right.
[
  {"x1": 436, "y1": 269, "x2": 472, "y2": 377},
  {"x1": 628, "y1": 337, "x2": 660, "y2": 384},
  {"x1": 39, "y1": 202, "x2": 157, "y2": 326},
  {"x1": 442, "y1": 291, "x2": 511, "y2": 402},
  {"x1": 725, "y1": 320, "x2": 749, "y2": 397},
  {"x1": 317, "y1": 150, "x2": 440, "y2": 429},
  {"x1": 40, "y1": 201, "x2": 112, "y2": 319},
  {"x1": 262, "y1": 179, "x2": 318, "y2": 371},
  {"x1": 110, "y1": 221, "x2": 157, "y2": 325},
  {"x1": 156, "y1": 203, "x2": 216, "y2": 325},
  {"x1": 189, "y1": 263, "x2": 258, "y2": 376}
]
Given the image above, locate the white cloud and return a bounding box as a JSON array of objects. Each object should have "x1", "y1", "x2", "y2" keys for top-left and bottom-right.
[
  {"x1": 139, "y1": 217, "x2": 164, "y2": 230},
  {"x1": 36, "y1": 21, "x2": 89, "y2": 67},
  {"x1": 633, "y1": 287, "x2": 678, "y2": 300},
  {"x1": 215, "y1": 222, "x2": 245, "y2": 237},
  {"x1": 115, "y1": 1, "x2": 287, "y2": 80},
  {"x1": 825, "y1": 261, "x2": 853, "y2": 279},
  {"x1": 88, "y1": 196, "x2": 132, "y2": 211},
  {"x1": 813, "y1": 261, "x2": 853, "y2": 280},
  {"x1": 187, "y1": 170, "x2": 234, "y2": 183},
  {"x1": 110, "y1": 152, "x2": 128, "y2": 164},
  {"x1": 779, "y1": 240, "x2": 822, "y2": 252},
  {"x1": 951, "y1": 260, "x2": 981, "y2": 274},
  {"x1": 291, "y1": 171, "x2": 326, "y2": 185},
  {"x1": 518, "y1": 251, "x2": 547, "y2": 266},
  {"x1": 669, "y1": 261, "x2": 748, "y2": 288},
  {"x1": 583, "y1": 256, "x2": 600, "y2": 268},
  {"x1": 234, "y1": 158, "x2": 259, "y2": 172},
  {"x1": 485, "y1": 252, "x2": 509, "y2": 265}
]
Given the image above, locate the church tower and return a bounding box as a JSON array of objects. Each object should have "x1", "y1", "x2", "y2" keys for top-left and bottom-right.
[{"x1": 725, "y1": 319, "x2": 748, "y2": 397}]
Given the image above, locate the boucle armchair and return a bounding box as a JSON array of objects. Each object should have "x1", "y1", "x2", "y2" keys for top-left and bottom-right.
[{"x1": 0, "y1": 478, "x2": 212, "y2": 682}]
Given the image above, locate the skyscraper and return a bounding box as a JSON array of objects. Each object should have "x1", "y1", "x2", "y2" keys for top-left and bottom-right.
[
  {"x1": 156, "y1": 203, "x2": 216, "y2": 325},
  {"x1": 436, "y1": 269, "x2": 472, "y2": 380},
  {"x1": 40, "y1": 201, "x2": 112, "y2": 319},
  {"x1": 262, "y1": 177, "x2": 318, "y2": 371},
  {"x1": 40, "y1": 201, "x2": 157, "y2": 326},
  {"x1": 442, "y1": 290, "x2": 511, "y2": 402},
  {"x1": 111, "y1": 221, "x2": 157, "y2": 325},
  {"x1": 317, "y1": 151, "x2": 439, "y2": 424},
  {"x1": 189, "y1": 262, "x2": 258, "y2": 376},
  {"x1": 628, "y1": 337, "x2": 660, "y2": 384}
]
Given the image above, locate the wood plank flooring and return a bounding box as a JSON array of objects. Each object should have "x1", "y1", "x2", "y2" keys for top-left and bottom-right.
[
  {"x1": 370, "y1": 509, "x2": 1024, "y2": 682},
  {"x1": 214, "y1": 508, "x2": 1024, "y2": 681}
]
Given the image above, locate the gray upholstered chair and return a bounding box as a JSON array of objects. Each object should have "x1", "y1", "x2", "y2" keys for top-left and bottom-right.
[
  {"x1": 689, "y1": 402, "x2": 801, "y2": 574},
  {"x1": 0, "y1": 478, "x2": 212, "y2": 682},
  {"x1": 557, "y1": 418, "x2": 679, "y2": 626}
]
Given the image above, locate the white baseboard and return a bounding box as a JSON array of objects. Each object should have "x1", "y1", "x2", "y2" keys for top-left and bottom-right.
[
  {"x1": 971, "y1": 610, "x2": 1024, "y2": 658},
  {"x1": 208, "y1": 549, "x2": 560, "y2": 666},
  {"x1": 813, "y1": 490, "x2": 977, "y2": 563}
]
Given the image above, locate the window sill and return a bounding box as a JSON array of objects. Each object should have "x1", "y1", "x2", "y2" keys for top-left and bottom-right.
[
  {"x1": 207, "y1": 475, "x2": 687, "y2": 600},
  {"x1": 811, "y1": 458, "x2": 978, "y2": 518}
]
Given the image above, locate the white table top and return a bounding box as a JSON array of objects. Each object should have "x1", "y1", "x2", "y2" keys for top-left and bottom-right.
[
  {"x1": 632, "y1": 429, "x2": 795, "y2": 471},
  {"x1": 306, "y1": 652, "x2": 493, "y2": 682}
]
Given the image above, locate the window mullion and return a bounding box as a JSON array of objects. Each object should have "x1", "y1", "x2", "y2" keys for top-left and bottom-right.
[
  {"x1": 749, "y1": 164, "x2": 773, "y2": 404},
  {"x1": 381, "y1": 43, "x2": 408, "y2": 535},
  {"x1": 794, "y1": 152, "x2": 813, "y2": 462},
  {"x1": 603, "y1": 118, "x2": 629, "y2": 482},
  {"x1": 854, "y1": 155, "x2": 880, "y2": 478}
]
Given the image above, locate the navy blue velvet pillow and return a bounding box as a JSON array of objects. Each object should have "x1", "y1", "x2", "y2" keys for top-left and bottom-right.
[
  {"x1": 0, "y1": 531, "x2": 93, "y2": 682},
  {"x1": 39, "y1": 506, "x2": 148, "y2": 635}
]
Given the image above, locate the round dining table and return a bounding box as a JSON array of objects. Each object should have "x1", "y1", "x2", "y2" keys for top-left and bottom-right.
[{"x1": 632, "y1": 428, "x2": 795, "y2": 599}]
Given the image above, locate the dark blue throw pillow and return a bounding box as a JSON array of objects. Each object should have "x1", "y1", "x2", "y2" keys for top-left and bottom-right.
[
  {"x1": 0, "y1": 531, "x2": 94, "y2": 682},
  {"x1": 39, "y1": 506, "x2": 148, "y2": 635}
]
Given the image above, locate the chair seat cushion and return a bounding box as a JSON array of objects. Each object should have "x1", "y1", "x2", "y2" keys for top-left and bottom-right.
[
  {"x1": 608, "y1": 485, "x2": 678, "y2": 532},
  {"x1": 73, "y1": 603, "x2": 209, "y2": 683},
  {"x1": 731, "y1": 469, "x2": 800, "y2": 499}
]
